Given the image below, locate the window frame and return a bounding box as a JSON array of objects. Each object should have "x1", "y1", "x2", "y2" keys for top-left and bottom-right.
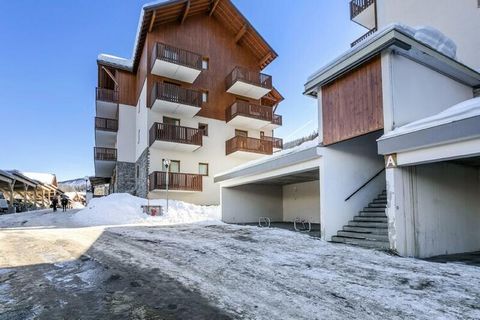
[
  {"x1": 198, "y1": 123, "x2": 208, "y2": 136},
  {"x1": 198, "y1": 163, "x2": 209, "y2": 176}
]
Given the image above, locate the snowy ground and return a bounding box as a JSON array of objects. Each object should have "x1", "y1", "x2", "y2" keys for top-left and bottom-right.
[{"x1": 0, "y1": 197, "x2": 480, "y2": 319}]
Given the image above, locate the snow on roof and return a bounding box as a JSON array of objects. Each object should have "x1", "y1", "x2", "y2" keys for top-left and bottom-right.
[
  {"x1": 22, "y1": 172, "x2": 57, "y2": 186},
  {"x1": 307, "y1": 23, "x2": 458, "y2": 84},
  {"x1": 379, "y1": 97, "x2": 480, "y2": 140},
  {"x1": 97, "y1": 54, "x2": 133, "y2": 69},
  {"x1": 215, "y1": 137, "x2": 320, "y2": 178}
]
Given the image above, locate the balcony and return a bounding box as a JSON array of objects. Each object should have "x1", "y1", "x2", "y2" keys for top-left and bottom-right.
[
  {"x1": 262, "y1": 136, "x2": 283, "y2": 151},
  {"x1": 351, "y1": 27, "x2": 377, "y2": 47},
  {"x1": 149, "y1": 171, "x2": 203, "y2": 192},
  {"x1": 94, "y1": 147, "x2": 117, "y2": 178},
  {"x1": 150, "y1": 82, "x2": 202, "y2": 117},
  {"x1": 225, "y1": 66, "x2": 272, "y2": 100},
  {"x1": 96, "y1": 87, "x2": 119, "y2": 120},
  {"x1": 226, "y1": 136, "x2": 273, "y2": 159},
  {"x1": 95, "y1": 117, "x2": 118, "y2": 147},
  {"x1": 225, "y1": 100, "x2": 273, "y2": 130},
  {"x1": 350, "y1": 0, "x2": 376, "y2": 30},
  {"x1": 263, "y1": 114, "x2": 283, "y2": 131},
  {"x1": 150, "y1": 42, "x2": 203, "y2": 83},
  {"x1": 149, "y1": 122, "x2": 203, "y2": 152}
]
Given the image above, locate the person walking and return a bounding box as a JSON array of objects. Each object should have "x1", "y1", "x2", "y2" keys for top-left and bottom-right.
[
  {"x1": 61, "y1": 197, "x2": 68, "y2": 212},
  {"x1": 52, "y1": 196, "x2": 58, "y2": 212}
]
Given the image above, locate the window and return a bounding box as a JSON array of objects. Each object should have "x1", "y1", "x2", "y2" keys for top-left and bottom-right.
[
  {"x1": 235, "y1": 129, "x2": 248, "y2": 137},
  {"x1": 136, "y1": 165, "x2": 139, "y2": 178},
  {"x1": 162, "y1": 159, "x2": 180, "y2": 173},
  {"x1": 260, "y1": 131, "x2": 265, "y2": 139},
  {"x1": 163, "y1": 116, "x2": 180, "y2": 126},
  {"x1": 202, "y1": 57, "x2": 209, "y2": 70},
  {"x1": 137, "y1": 129, "x2": 140, "y2": 144},
  {"x1": 199, "y1": 163, "x2": 209, "y2": 176},
  {"x1": 198, "y1": 123, "x2": 208, "y2": 136},
  {"x1": 202, "y1": 91, "x2": 209, "y2": 103}
]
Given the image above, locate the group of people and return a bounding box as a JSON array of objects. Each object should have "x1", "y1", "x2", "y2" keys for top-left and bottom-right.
[{"x1": 51, "y1": 195, "x2": 69, "y2": 212}]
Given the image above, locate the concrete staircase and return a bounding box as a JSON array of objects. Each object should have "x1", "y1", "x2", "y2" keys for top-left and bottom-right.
[{"x1": 331, "y1": 190, "x2": 389, "y2": 249}]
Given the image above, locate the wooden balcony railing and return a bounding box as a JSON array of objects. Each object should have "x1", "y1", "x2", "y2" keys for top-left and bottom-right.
[
  {"x1": 95, "y1": 117, "x2": 118, "y2": 132},
  {"x1": 94, "y1": 147, "x2": 117, "y2": 161},
  {"x1": 350, "y1": 0, "x2": 375, "y2": 20},
  {"x1": 150, "y1": 82, "x2": 202, "y2": 108},
  {"x1": 151, "y1": 42, "x2": 202, "y2": 71},
  {"x1": 262, "y1": 136, "x2": 283, "y2": 149},
  {"x1": 225, "y1": 66, "x2": 272, "y2": 91},
  {"x1": 149, "y1": 122, "x2": 203, "y2": 147},
  {"x1": 149, "y1": 171, "x2": 203, "y2": 192},
  {"x1": 96, "y1": 87, "x2": 119, "y2": 103},
  {"x1": 351, "y1": 27, "x2": 377, "y2": 47},
  {"x1": 226, "y1": 136, "x2": 273, "y2": 156},
  {"x1": 225, "y1": 100, "x2": 273, "y2": 122},
  {"x1": 272, "y1": 114, "x2": 282, "y2": 126}
]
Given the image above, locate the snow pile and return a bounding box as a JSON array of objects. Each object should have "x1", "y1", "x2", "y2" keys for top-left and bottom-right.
[
  {"x1": 398, "y1": 24, "x2": 457, "y2": 59},
  {"x1": 380, "y1": 97, "x2": 480, "y2": 139},
  {"x1": 73, "y1": 193, "x2": 220, "y2": 226},
  {"x1": 97, "y1": 54, "x2": 133, "y2": 69},
  {"x1": 216, "y1": 137, "x2": 319, "y2": 177}
]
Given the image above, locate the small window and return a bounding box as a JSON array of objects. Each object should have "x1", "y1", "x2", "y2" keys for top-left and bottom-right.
[
  {"x1": 199, "y1": 163, "x2": 209, "y2": 176},
  {"x1": 162, "y1": 159, "x2": 180, "y2": 173},
  {"x1": 137, "y1": 129, "x2": 140, "y2": 144},
  {"x1": 235, "y1": 129, "x2": 248, "y2": 137},
  {"x1": 163, "y1": 116, "x2": 180, "y2": 126},
  {"x1": 136, "y1": 165, "x2": 139, "y2": 178},
  {"x1": 202, "y1": 57, "x2": 209, "y2": 70},
  {"x1": 202, "y1": 91, "x2": 209, "y2": 103},
  {"x1": 260, "y1": 131, "x2": 265, "y2": 139},
  {"x1": 198, "y1": 123, "x2": 208, "y2": 136}
]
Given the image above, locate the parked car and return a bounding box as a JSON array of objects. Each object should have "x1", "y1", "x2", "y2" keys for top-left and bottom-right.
[{"x1": 0, "y1": 193, "x2": 8, "y2": 213}]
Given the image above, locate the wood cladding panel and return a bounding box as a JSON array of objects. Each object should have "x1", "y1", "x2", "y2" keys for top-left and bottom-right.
[
  {"x1": 146, "y1": 14, "x2": 270, "y2": 120},
  {"x1": 322, "y1": 56, "x2": 383, "y2": 145},
  {"x1": 116, "y1": 70, "x2": 137, "y2": 106}
]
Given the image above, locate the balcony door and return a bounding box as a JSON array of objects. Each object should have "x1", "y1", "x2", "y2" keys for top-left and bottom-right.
[
  {"x1": 235, "y1": 129, "x2": 248, "y2": 137},
  {"x1": 162, "y1": 159, "x2": 180, "y2": 173},
  {"x1": 163, "y1": 116, "x2": 180, "y2": 126}
]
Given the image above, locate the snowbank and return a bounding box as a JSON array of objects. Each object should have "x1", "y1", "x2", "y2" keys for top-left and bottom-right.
[
  {"x1": 398, "y1": 24, "x2": 457, "y2": 59},
  {"x1": 73, "y1": 193, "x2": 220, "y2": 226},
  {"x1": 380, "y1": 97, "x2": 480, "y2": 139}
]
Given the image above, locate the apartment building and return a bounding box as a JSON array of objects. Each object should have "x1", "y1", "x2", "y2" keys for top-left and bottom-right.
[
  {"x1": 217, "y1": 0, "x2": 480, "y2": 258},
  {"x1": 93, "y1": 0, "x2": 283, "y2": 205}
]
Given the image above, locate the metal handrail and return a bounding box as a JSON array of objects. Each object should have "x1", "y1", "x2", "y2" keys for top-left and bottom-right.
[{"x1": 344, "y1": 168, "x2": 385, "y2": 201}]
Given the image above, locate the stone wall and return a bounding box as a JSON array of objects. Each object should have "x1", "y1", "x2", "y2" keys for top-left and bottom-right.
[
  {"x1": 135, "y1": 148, "x2": 149, "y2": 198},
  {"x1": 115, "y1": 162, "x2": 136, "y2": 194}
]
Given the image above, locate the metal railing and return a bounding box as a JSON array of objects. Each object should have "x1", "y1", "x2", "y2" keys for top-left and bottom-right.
[
  {"x1": 151, "y1": 42, "x2": 202, "y2": 71},
  {"x1": 95, "y1": 117, "x2": 118, "y2": 132},
  {"x1": 350, "y1": 0, "x2": 375, "y2": 20},
  {"x1": 149, "y1": 171, "x2": 203, "y2": 192},
  {"x1": 351, "y1": 27, "x2": 377, "y2": 47},
  {"x1": 94, "y1": 147, "x2": 117, "y2": 161},
  {"x1": 150, "y1": 82, "x2": 202, "y2": 108},
  {"x1": 226, "y1": 136, "x2": 273, "y2": 155},
  {"x1": 225, "y1": 66, "x2": 272, "y2": 91},
  {"x1": 225, "y1": 100, "x2": 273, "y2": 122},
  {"x1": 344, "y1": 168, "x2": 385, "y2": 201},
  {"x1": 149, "y1": 122, "x2": 203, "y2": 147},
  {"x1": 96, "y1": 87, "x2": 119, "y2": 103},
  {"x1": 272, "y1": 114, "x2": 282, "y2": 126},
  {"x1": 261, "y1": 136, "x2": 283, "y2": 149}
]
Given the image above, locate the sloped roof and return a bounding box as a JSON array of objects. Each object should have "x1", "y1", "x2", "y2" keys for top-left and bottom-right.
[
  {"x1": 98, "y1": 0, "x2": 277, "y2": 71},
  {"x1": 22, "y1": 172, "x2": 58, "y2": 187}
]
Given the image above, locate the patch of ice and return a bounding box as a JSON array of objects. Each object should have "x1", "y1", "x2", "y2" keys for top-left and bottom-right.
[{"x1": 379, "y1": 97, "x2": 480, "y2": 139}]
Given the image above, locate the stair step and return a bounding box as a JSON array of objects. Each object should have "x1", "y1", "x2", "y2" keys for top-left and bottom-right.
[
  {"x1": 359, "y1": 211, "x2": 387, "y2": 217},
  {"x1": 337, "y1": 231, "x2": 389, "y2": 241},
  {"x1": 353, "y1": 216, "x2": 387, "y2": 223},
  {"x1": 343, "y1": 226, "x2": 388, "y2": 234},
  {"x1": 347, "y1": 221, "x2": 388, "y2": 228},
  {"x1": 377, "y1": 195, "x2": 387, "y2": 200},
  {"x1": 367, "y1": 203, "x2": 387, "y2": 208},
  {"x1": 362, "y1": 207, "x2": 386, "y2": 212},
  {"x1": 331, "y1": 236, "x2": 389, "y2": 249}
]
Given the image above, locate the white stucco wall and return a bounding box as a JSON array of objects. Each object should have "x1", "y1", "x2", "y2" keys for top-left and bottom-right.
[
  {"x1": 135, "y1": 83, "x2": 149, "y2": 161},
  {"x1": 387, "y1": 162, "x2": 480, "y2": 258},
  {"x1": 282, "y1": 180, "x2": 320, "y2": 223},
  {"x1": 148, "y1": 112, "x2": 271, "y2": 205},
  {"x1": 381, "y1": 53, "x2": 473, "y2": 133},
  {"x1": 377, "y1": 0, "x2": 480, "y2": 70},
  {"x1": 320, "y1": 132, "x2": 386, "y2": 241},
  {"x1": 221, "y1": 184, "x2": 283, "y2": 223},
  {"x1": 116, "y1": 104, "x2": 136, "y2": 163}
]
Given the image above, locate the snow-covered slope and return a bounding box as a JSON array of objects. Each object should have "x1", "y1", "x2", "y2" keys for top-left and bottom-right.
[{"x1": 58, "y1": 178, "x2": 90, "y2": 192}]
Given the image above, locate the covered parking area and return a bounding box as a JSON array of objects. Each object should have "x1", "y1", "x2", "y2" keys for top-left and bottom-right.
[
  {"x1": 215, "y1": 144, "x2": 322, "y2": 233},
  {"x1": 378, "y1": 100, "x2": 480, "y2": 258}
]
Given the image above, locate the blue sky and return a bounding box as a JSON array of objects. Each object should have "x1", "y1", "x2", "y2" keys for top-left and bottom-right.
[{"x1": 0, "y1": 0, "x2": 364, "y2": 181}]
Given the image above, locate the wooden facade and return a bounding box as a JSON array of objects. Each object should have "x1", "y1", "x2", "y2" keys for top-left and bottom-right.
[{"x1": 321, "y1": 55, "x2": 383, "y2": 145}]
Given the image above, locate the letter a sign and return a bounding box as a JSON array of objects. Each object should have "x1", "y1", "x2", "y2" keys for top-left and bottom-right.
[{"x1": 385, "y1": 154, "x2": 397, "y2": 169}]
